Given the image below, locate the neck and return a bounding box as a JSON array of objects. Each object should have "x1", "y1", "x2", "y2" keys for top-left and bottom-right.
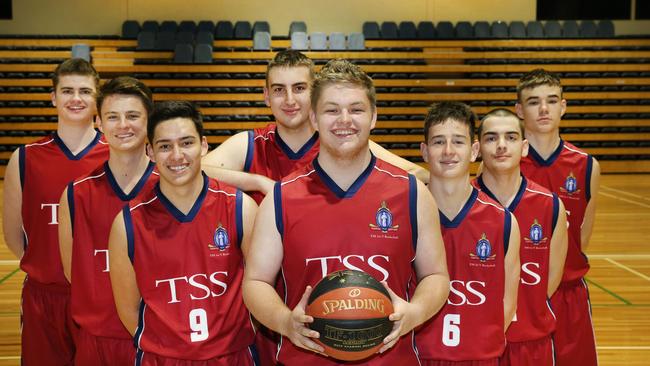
[
  {"x1": 429, "y1": 175, "x2": 474, "y2": 220},
  {"x1": 479, "y1": 168, "x2": 522, "y2": 207},
  {"x1": 159, "y1": 173, "x2": 205, "y2": 215},
  {"x1": 317, "y1": 147, "x2": 372, "y2": 191},
  {"x1": 107, "y1": 148, "x2": 151, "y2": 193},
  {"x1": 276, "y1": 122, "x2": 315, "y2": 153},
  {"x1": 525, "y1": 132, "x2": 561, "y2": 159},
  {"x1": 56, "y1": 122, "x2": 97, "y2": 154}
]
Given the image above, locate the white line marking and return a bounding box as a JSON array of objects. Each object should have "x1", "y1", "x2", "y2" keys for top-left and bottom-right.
[
  {"x1": 601, "y1": 185, "x2": 650, "y2": 202},
  {"x1": 590, "y1": 254, "x2": 650, "y2": 259},
  {"x1": 0, "y1": 260, "x2": 19, "y2": 265},
  {"x1": 0, "y1": 356, "x2": 19, "y2": 360},
  {"x1": 599, "y1": 191, "x2": 650, "y2": 209},
  {"x1": 604, "y1": 258, "x2": 650, "y2": 282},
  {"x1": 597, "y1": 346, "x2": 650, "y2": 350}
]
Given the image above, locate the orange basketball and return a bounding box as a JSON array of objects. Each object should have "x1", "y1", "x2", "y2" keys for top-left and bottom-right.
[{"x1": 305, "y1": 270, "x2": 394, "y2": 361}]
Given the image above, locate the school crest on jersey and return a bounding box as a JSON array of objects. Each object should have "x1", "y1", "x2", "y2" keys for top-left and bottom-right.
[
  {"x1": 209, "y1": 223, "x2": 230, "y2": 252},
  {"x1": 470, "y1": 233, "x2": 496, "y2": 263},
  {"x1": 369, "y1": 201, "x2": 399, "y2": 233},
  {"x1": 524, "y1": 219, "x2": 548, "y2": 246},
  {"x1": 560, "y1": 172, "x2": 581, "y2": 195}
]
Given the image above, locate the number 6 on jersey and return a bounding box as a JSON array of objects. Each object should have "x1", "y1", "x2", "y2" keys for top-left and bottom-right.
[{"x1": 442, "y1": 313, "x2": 460, "y2": 347}]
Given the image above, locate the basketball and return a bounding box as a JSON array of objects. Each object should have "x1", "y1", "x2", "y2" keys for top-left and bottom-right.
[{"x1": 305, "y1": 269, "x2": 394, "y2": 361}]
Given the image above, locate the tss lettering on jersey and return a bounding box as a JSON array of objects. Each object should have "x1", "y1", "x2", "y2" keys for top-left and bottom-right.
[
  {"x1": 155, "y1": 272, "x2": 228, "y2": 304},
  {"x1": 41, "y1": 203, "x2": 59, "y2": 225},
  {"x1": 305, "y1": 255, "x2": 390, "y2": 281},
  {"x1": 520, "y1": 262, "x2": 542, "y2": 286},
  {"x1": 94, "y1": 249, "x2": 109, "y2": 272},
  {"x1": 448, "y1": 280, "x2": 487, "y2": 306}
]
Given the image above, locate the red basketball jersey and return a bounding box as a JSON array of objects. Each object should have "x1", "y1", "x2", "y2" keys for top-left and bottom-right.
[
  {"x1": 276, "y1": 156, "x2": 420, "y2": 365},
  {"x1": 124, "y1": 175, "x2": 254, "y2": 360},
  {"x1": 475, "y1": 176, "x2": 560, "y2": 342},
  {"x1": 244, "y1": 124, "x2": 319, "y2": 203},
  {"x1": 520, "y1": 140, "x2": 593, "y2": 282},
  {"x1": 69, "y1": 161, "x2": 158, "y2": 339},
  {"x1": 416, "y1": 188, "x2": 510, "y2": 362},
  {"x1": 19, "y1": 132, "x2": 109, "y2": 286}
]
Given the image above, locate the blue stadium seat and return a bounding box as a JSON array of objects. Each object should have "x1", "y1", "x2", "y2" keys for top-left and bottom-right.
[
  {"x1": 155, "y1": 30, "x2": 176, "y2": 50},
  {"x1": 289, "y1": 21, "x2": 307, "y2": 36},
  {"x1": 398, "y1": 21, "x2": 417, "y2": 39},
  {"x1": 197, "y1": 21, "x2": 215, "y2": 34},
  {"x1": 310, "y1": 32, "x2": 328, "y2": 50},
  {"x1": 597, "y1": 20, "x2": 615, "y2": 37},
  {"x1": 381, "y1": 22, "x2": 399, "y2": 39},
  {"x1": 137, "y1": 31, "x2": 156, "y2": 50},
  {"x1": 362, "y1": 22, "x2": 380, "y2": 39},
  {"x1": 142, "y1": 20, "x2": 159, "y2": 33},
  {"x1": 526, "y1": 21, "x2": 544, "y2": 38},
  {"x1": 176, "y1": 31, "x2": 194, "y2": 44},
  {"x1": 179, "y1": 21, "x2": 196, "y2": 34},
  {"x1": 122, "y1": 20, "x2": 140, "y2": 39},
  {"x1": 436, "y1": 21, "x2": 455, "y2": 39},
  {"x1": 160, "y1": 21, "x2": 178, "y2": 33},
  {"x1": 579, "y1": 20, "x2": 598, "y2": 38},
  {"x1": 71, "y1": 44, "x2": 90, "y2": 61},
  {"x1": 329, "y1": 32, "x2": 346, "y2": 50},
  {"x1": 455, "y1": 21, "x2": 474, "y2": 39},
  {"x1": 291, "y1": 31, "x2": 308, "y2": 50},
  {"x1": 474, "y1": 21, "x2": 490, "y2": 38},
  {"x1": 417, "y1": 21, "x2": 436, "y2": 39},
  {"x1": 174, "y1": 43, "x2": 193, "y2": 64},
  {"x1": 196, "y1": 30, "x2": 214, "y2": 45},
  {"x1": 215, "y1": 21, "x2": 234, "y2": 39},
  {"x1": 253, "y1": 21, "x2": 270, "y2": 35},
  {"x1": 563, "y1": 20, "x2": 579, "y2": 38},
  {"x1": 509, "y1": 21, "x2": 526, "y2": 38},
  {"x1": 348, "y1": 32, "x2": 365, "y2": 50},
  {"x1": 234, "y1": 21, "x2": 252, "y2": 39},
  {"x1": 253, "y1": 31, "x2": 271, "y2": 50},
  {"x1": 544, "y1": 20, "x2": 562, "y2": 38},
  {"x1": 491, "y1": 21, "x2": 509, "y2": 38}
]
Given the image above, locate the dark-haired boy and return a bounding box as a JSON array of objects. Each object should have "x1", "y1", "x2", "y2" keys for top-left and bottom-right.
[{"x1": 109, "y1": 101, "x2": 258, "y2": 364}]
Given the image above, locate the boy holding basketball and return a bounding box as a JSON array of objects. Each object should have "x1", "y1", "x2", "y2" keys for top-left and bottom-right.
[
  {"x1": 474, "y1": 108, "x2": 568, "y2": 365},
  {"x1": 2, "y1": 58, "x2": 110, "y2": 365},
  {"x1": 516, "y1": 69, "x2": 600, "y2": 365},
  {"x1": 416, "y1": 101, "x2": 520, "y2": 365},
  {"x1": 242, "y1": 59, "x2": 449, "y2": 365}
]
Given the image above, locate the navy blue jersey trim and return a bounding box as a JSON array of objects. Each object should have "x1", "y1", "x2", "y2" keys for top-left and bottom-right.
[
  {"x1": 243, "y1": 130, "x2": 254, "y2": 172},
  {"x1": 313, "y1": 154, "x2": 376, "y2": 199},
  {"x1": 18, "y1": 146, "x2": 25, "y2": 189},
  {"x1": 53, "y1": 130, "x2": 103, "y2": 161},
  {"x1": 105, "y1": 161, "x2": 155, "y2": 201},
  {"x1": 439, "y1": 187, "x2": 479, "y2": 228},
  {"x1": 504, "y1": 211, "x2": 512, "y2": 255},
  {"x1": 551, "y1": 193, "x2": 560, "y2": 234},
  {"x1": 135, "y1": 348, "x2": 144, "y2": 366},
  {"x1": 273, "y1": 182, "x2": 283, "y2": 240},
  {"x1": 527, "y1": 139, "x2": 564, "y2": 167},
  {"x1": 67, "y1": 182, "x2": 75, "y2": 234},
  {"x1": 276, "y1": 129, "x2": 319, "y2": 160},
  {"x1": 408, "y1": 175, "x2": 418, "y2": 251},
  {"x1": 585, "y1": 155, "x2": 594, "y2": 202},
  {"x1": 123, "y1": 206, "x2": 135, "y2": 263},
  {"x1": 134, "y1": 300, "x2": 145, "y2": 349},
  {"x1": 236, "y1": 189, "x2": 243, "y2": 248},
  {"x1": 156, "y1": 173, "x2": 209, "y2": 223}
]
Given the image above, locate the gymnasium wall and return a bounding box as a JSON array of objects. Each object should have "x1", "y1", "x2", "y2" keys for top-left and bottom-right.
[{"x1": 0, "y1": 0, "x2": 648, "y2": 35}]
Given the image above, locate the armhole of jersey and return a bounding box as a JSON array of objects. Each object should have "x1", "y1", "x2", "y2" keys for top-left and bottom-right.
[
  {"x1": 123, "y1": 206, "x2": 136, "y2": 264},
  {"x1": 273, "y1": 182, "x2": 284, "y2": 240},
  {"x1": 585, "y1": 155, "x2": 594, "y2": 202},
  {"x1": 503, "y1": 211, "x2": 512, "y2": 256},
  {"x1": 235, "y1": 189, "x2": 243, "y2": 248},
  {"x1": 551, "y1": 193, "x2": 560, "y2": 234},
  {"x1": 408, "y1": 174, "x2": 418, "y2": 251},
  {"x1": 18, "y1": 146, "x2": 25, "y2": 189},
  {"x1": 67, "y1": 182, "x2": 75, "y2": 234},
  {"x1": 243, "y1": 130, "x2": 254, "y2": 172}
]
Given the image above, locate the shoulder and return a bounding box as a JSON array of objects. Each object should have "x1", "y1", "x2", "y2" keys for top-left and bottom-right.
[
  {"x1": 372, "y1": 158, "x2": 411, "y2": 181},
  {"x1": 524, "y1": 179, "x2": 554, "y2": 198},
  {"x1": 475, "y1": 189, "x2": 506, "y2": 214},
  {"x1": 207, "y1": 177, "x2": 239, "y2": 197},
  {"x1": 252, "y1": 123, "x2": 277, "y2": 140},
  {"x1": 279, "y1": 162, "x2": 317, "y2": 187},
  {"x1": 23, "y1": 135, "x2": 56, "y2": 151},
  {"x1": 72, "y1": 163, "x2": 106, "y2": 187}
]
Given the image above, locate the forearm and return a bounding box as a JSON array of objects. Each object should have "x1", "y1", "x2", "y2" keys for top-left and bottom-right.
[
  {"x1": 4, "y1": 235, "x2": 24, "y2": 259},
  {"x1": 202, "y1": 164, "x2": 274, "y2": 193},
  {"x1": 243, "y1": 279, "x2": 292, "y2": 335},
  {"x1": 408, "y1": 272, "x2": 450, "y2": 328},
  {"x1": 503, "y1": 297, "x2": 517, "y2": 331},
  {"x1": 116, "y1": 305, "x2": 139, "y2": 336}
]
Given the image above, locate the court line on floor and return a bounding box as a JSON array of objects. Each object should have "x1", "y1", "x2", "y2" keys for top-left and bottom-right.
[
  {"x1": 597, "y1": 346, "x2": 650, "y2": 350},
  {"x1": 601, "y1": 185, "x2": 650, "y2": 202},
  {"x1": 0, "y1": 268, "x2": 19, "y2": 285},
  {"x1": 605, "y1": 258, "x2": 650, "y2": 282},
  {"x1": 590, "y1": 254, "x2": 650, "y2": 259},
  {"x1": 585, "y1": 277, "x2": 632, "y2": 305},
  {"x1": 599, "y1": 191, "x2": 650, "y2": 209}
]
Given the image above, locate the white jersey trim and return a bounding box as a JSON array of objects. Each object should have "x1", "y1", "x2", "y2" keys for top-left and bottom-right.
[
  {"x1": 254, "y1": 129, "x2": 274, "y2": 141},
  {"x1": 73, "y1": 171, "x2": 106, "y2": 186},
  {"x1": 563, "y1": 144, "x2": 588, "y2": 156},
  {"x1": 130, "y1": 196, "x2": 158, "y2": 211},
  {"x1": 525, "y1": 187, "x2": 554, "y2": 198},
  {"x1": 373, "y1": 166, "x2": 409, "y2": 180},
  {"x1": 207, "y1": 188, "x2": 236, "y2": 197},
  {"x1": 25, "y1": 138, "x2": 54, "y2": 147},
  {"x1": 281, "y1": 169, "x2": 316, "y2": 186},
  {"x1": 476, "y1": 197, "x2": 505, "y2": 211}
]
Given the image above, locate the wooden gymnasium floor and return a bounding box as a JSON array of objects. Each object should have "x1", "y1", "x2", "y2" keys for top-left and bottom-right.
[{"x1": 0, "y1": 174, "x2": 648, "y2": 365}]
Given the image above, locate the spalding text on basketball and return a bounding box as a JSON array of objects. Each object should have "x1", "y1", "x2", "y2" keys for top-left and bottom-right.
[{"x1": 321, "y1": 298, "x2": 388, "y2": 316}]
